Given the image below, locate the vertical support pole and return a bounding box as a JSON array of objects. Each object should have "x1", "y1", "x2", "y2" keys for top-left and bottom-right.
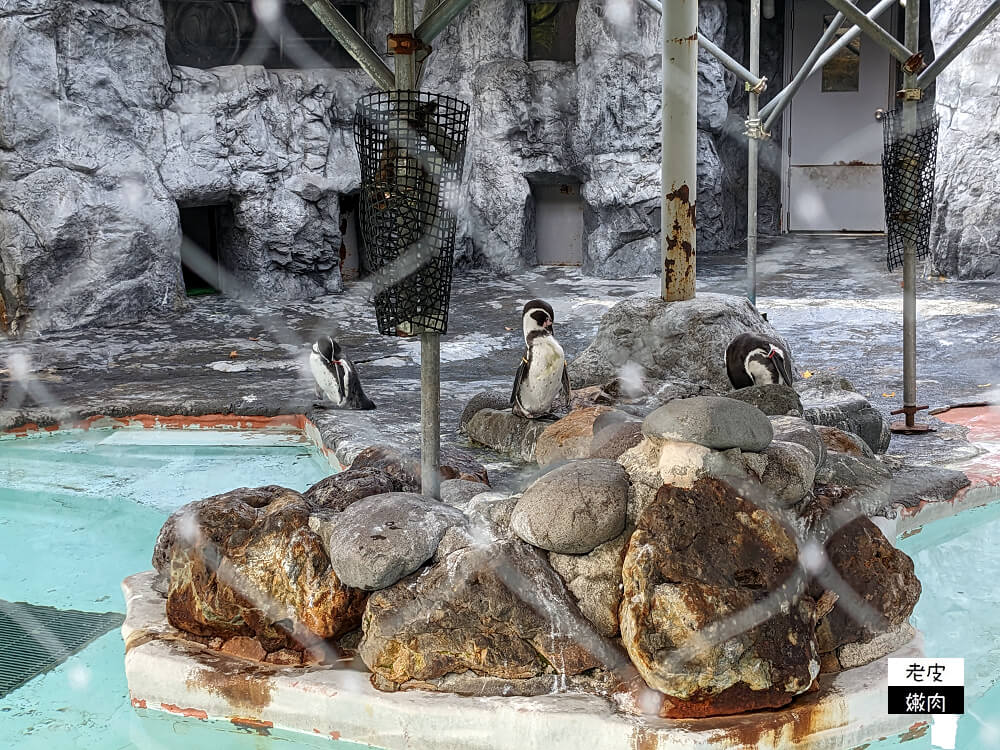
[
  {"x1": 901, "y1": 0, "x2": 920, "y2": 428},
  {"x1": 393, "y1": 0, "x2": 440, "y2": 497},
  {"x1": 661, "y1": 0, "x2": 698, "y2": 302},
  {"x1": 746, "y1": 0, "x2": 761, "y2": 307}
]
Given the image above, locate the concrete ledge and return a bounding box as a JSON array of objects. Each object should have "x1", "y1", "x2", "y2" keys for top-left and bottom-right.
[{"x1": 122, "y1": 571, "x2": 923, "y2": 750}]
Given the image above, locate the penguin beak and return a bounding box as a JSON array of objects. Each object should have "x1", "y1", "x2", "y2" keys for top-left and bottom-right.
[{"x1": 543, "y1": 318, "x2": 553, "y2": 331}]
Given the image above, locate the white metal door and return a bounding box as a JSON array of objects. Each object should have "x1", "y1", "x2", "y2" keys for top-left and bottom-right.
[
  {"x1": 533, "y1": 183, "x2": 583, "y2": 266},
  {"x1": 785, "y1": 0, "x2": 894, "y2": 231}
]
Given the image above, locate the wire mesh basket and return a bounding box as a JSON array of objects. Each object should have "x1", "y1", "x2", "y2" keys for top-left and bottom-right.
[
  {"x1": 880, "y1": 107, "x2": 939, "y2": 271},
  {"x1": 354, "y1": 90, "x2": 470, "y2": 335}
]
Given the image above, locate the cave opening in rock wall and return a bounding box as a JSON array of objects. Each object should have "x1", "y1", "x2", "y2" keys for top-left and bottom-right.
[
  {"x1": 530, "y1": 180, "x2": 584, "y2": 267},
  {"x1": 178, "y1": 204, "x2": 234, "y2": 296},
  {"x1": 338, "y1": 193, "x2": 366, "y2": 281}
]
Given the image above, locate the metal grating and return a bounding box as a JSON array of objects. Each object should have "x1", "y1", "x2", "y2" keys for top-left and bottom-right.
[
  {"x1": 0, "y1": 600, "x2": 123, "y2": 698},
  {"x1": 354, "y1": 90, "x2": 470, "y2": 335},
  {"x1": 880, "y1": 107, "x2": 940, "y2": 271}
]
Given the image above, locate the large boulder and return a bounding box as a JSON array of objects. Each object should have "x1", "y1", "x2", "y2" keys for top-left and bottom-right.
[
  {"x1": 359, "y1": 530, "x2": 621, "y2": 692},
  {"x1": 534, "y1": 406, "x2": 614, "y2": 466},
  {"x1": 642, "y1": 396, "x2": 773, "y2": 452},
  {"x1": 815, "y1": 452, "x2": 892, "y2": 517},
  {"x1": 619, "y1": 477, "x2": 820, "y2": 718},
  {"x1": 321, "y1": 493, "x2": 464, "y2": 591},
  {"x1": 801, "y1": 494, "x2": 921, "y2": 667},
  {"x1": 568, "y1": 293, "x2": 787, "y2": 391},
  {"x1": 465, "y1": 408, "x2": 551, "y2": 462},
  {"x1": 350, "y1": 444, "x2": 490, "y2": 488},
  {"x1": 458, "y1": 390, "x2": 511, "y2": 432},
  {"x1": 154, "y1": 486, "x2": 366, "y2": 649},
  {"x1": 796, "y1": 375, "x2": 891, "y2": 454},
  {"x1": 770, "y1": 415, "x2": 827, "y2": 467},
  {"x1": 304, "y1": 467, "x2": 399, "y2": 512},
  {"x1": 511, "y1": 459, "x2": 629, "y2": 554},
  {"x1": 741, "y1": 440, "x2": 818, "y2": 506}
]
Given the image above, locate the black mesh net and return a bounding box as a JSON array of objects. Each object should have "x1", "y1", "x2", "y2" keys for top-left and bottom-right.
[
  {"x1": 354, "y1": 90, "x2": 470, "y2": 335},
  {"x1": 880, "y1": 107, "x2": 939, "y2": 271}
]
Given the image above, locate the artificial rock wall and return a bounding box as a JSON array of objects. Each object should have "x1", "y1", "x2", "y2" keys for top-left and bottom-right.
[
  {"x1": 930, "y1": 0, "x2": 1000, "y2": 279},
  {"x1": 0, "y1": 0, "x2": 751, "y2": 335}
]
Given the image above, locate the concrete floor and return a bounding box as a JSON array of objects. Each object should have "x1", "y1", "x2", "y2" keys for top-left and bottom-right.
[{"x1": 1, "y1": 235, "x2": 997, "y2": 479}]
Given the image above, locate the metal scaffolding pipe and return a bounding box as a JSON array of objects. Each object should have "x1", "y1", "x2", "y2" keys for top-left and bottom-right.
[
  {"x1": 747, "y1": 0, "x2": 761, "y2": 306},
  {"x1": 823, "y1": 0, "x2": 917, "y2": 66},
  {"x1": 917, "y1": 0, "x2": 1000, "y2": 87},
  {"x1": 809, "y1": 0, "x2": 897, "y2": 79},
  {"x1": 414, "y1": 0, "x2": 478, "y2": 43},
  {"x1": 638, "y1": 0, "x2": 766, "y2": 92},
  {"x1": 761, "y1": 10, "x2": 845, "y2": 131},
  {"x1": 303, "y1": 0, "x2": 395, "y2": 90},
  {"x1": 661, "y1": 0, "x2": 698, "y2": 302}
]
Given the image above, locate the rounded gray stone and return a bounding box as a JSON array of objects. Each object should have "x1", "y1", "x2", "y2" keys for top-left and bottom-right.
[
  {"x1": 728, "y1": 384, "x2": 803, "y2": 417},
  {"x1": 770, "y1": 415, "x2": 827, "y2": 468},
  {"x1": 323, "y1": 492, "x2": 464, "y2": 591},
  {"x1": 511, "y1": 459, "x2": 628, "y2": 554},
  {"x1": 756, "y1": 440, "x2": 817, "y2": 506},
  {"x1": 642, "y1": 396, "x2": 774, "y2": 452},
  {"x1": 439, "y1": 478, "x2": 491, "y2": 508}
]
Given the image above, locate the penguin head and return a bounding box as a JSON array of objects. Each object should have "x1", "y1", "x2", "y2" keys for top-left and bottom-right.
[
  {"x1": 748, "y1": 344, "x2": 793, "y2": 386},
  {"x1": 522, "y1": 299, "x2": 555, "y2": 340},
  {"x1": 313, "y1": 336, "x2": 343, "y2": 364}
]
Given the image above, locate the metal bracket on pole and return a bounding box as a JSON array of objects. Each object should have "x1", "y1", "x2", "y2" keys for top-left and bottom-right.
[
  {"x1": 387, "y1": 32, "x2": 432, "y2": 57},
  {"x1": 890, "y1": 405, "x2": 935, "y2": 434},
  {"x1": 745, "y1": 77, "x2": 768, "y2": 96},
  {"x1": 902, "y1": 52, "x2": 926, "y2": 75},
  {"x1": 896, "y1": 88, "x2": 923, "y2": 102},
  {"x1": 744, "y1": 117, "x2": 770, "y2": 140}
]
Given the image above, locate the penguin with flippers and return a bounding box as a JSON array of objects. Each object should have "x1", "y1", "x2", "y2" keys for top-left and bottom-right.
[
  {"x1": 309, "y1": 336, "x2": 376, "y2": 410},
  {"x1": 510, "y1": 299, "x2": 572, "y2": 419},
  {"x1": 725, "y1": 332, "x2": 794, "y2": 389}
]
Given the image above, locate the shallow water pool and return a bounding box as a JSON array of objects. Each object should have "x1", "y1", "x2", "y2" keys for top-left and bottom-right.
[{"x1": 0, "y1": 428, "x2": 367, "y2": 750}]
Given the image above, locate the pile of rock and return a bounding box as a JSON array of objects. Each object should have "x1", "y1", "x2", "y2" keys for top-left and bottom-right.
[{"x1": 153, "y1": 393, "x2": 921, "y2": 717}]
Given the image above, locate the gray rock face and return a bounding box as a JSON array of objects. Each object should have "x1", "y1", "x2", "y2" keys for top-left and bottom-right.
[
  {"x1": 458, "y1": 390, "x2": 511, "y2": 432},
  {"x1": 322, "y1": 492, "x2": 464, "y2": 591},
  {"x1": 569, "y1": 293, "x2": 786, "y2": 391},
  {"x1": 304, "y1": 468, "x2": 399, "y2": 512},
  {"x1": 814, "y1": 453, "x2": 892, "y2": 518},
  {"x1": 796, "y1": 376, "x2": 891, "y2": 454},
  {"x1": 0, "y1": 0, "x2": 749, "y2": 334},
  {"x1": 930, "y1": 0, "x2": 1000, "y2": 279},
  {"x1": 643, "y1": 396, "x2": 774, "y2": 452},
  {"x1": 439, "y1": 478, "x2": 491, "y2": 508},
  {"x1": 511, "y1": 459, "x2": 628, "y2": 554},
  {"x1": 727, "y1": 384, "x2": 803, "y2": 417},
  {"x1": 770, "y1": 415, "x2": 827, "y2": 468},
  {"x1": 744, "y1": 440, "x2": 817, "y2": 506},
  {"x1": 548, "y1": 529, "x2": 631, "y2": 638}
]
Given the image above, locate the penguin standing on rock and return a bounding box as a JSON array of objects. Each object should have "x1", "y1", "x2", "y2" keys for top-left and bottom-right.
[
  {"x1": 309, "y1": 336, "x2": 376, "y2": 410},
  {"x1": 726, "y1": 332, "x2": 795, "y2": 389},
  {"x1": 510, "y1": 299, "x2": 572, "y2": 419}
]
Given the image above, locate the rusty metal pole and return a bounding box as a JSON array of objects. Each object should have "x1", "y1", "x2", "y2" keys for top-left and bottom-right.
[{"x1": 661, "y1": 0, "x2": 698, "y2": 302}]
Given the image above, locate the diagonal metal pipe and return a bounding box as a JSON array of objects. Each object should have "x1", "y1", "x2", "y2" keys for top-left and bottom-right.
[
  {"x1": 302, "y1": 0, "x2": 395, "y2": 89},
  {"x1": 823, "y1": 0, "x2": 917, "y2": 65},
  {"x1": 638, "y1": 0, "x2": 766, "y2": 92},
  {"x1": 414, "y1": 0, "x2": 479, "y2": 43},
  {"x1": 917, "y1": 0, "x2": 1000, "y2": 87},
  {"x1": 807, "y1": 0, "x2": 897, "y2": 85},
  {"x1": 761, "y1": 11, "x2": 846, "y2": 131}
]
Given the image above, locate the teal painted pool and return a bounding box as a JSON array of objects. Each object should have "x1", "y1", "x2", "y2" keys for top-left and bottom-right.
[{"x1": 0, "y1": 428, "x2": 367, "y2": 750}]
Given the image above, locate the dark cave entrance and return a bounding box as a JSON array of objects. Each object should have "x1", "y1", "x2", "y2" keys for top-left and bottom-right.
[{"x1": 178, "y1": 204, "x2": 233, "y2": 296}]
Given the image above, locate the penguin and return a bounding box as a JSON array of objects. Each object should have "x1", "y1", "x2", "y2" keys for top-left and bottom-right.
[
  {"x1": 725, "y1": 332, "x2": 795, "y2": 389},
  {"x1": 510, "y1": 299, "x2": 572, "y2": 419},
  {"x1": 309, "y1": 336, "x2": 376, "y2": 410}
]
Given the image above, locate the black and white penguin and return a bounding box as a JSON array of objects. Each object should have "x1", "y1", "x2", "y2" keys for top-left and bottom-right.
[
  {"x1": 309, "y1": 336, "x2": 376, "y2": 410},
  {"x1": 725, "y1": 332, "x2": 795, "y2": 389},
  {"x1": 509, "y1": 299, "x2": 572, "y2": 419}
]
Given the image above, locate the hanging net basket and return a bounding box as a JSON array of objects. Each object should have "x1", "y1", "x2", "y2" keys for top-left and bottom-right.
[
  {"x1": 880, "y1": 107, "x2": 940, "y2": 271},
  {"x1": 354, "y1": 90, "x2": 470, "y2": 335}
]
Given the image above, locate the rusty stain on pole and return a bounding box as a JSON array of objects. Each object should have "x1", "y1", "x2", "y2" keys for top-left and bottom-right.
[{"x1": 661, "y1": 0, "x2": 698, "y2": 302}]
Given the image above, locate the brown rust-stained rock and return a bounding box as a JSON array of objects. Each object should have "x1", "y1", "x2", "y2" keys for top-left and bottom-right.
[
  {"x1": 803, "y1": 494, "x2": 921, "y2": 658},
  {"x1": 351, "y1": 444, "x2": 490, "y2": 488},
  {"x1": 303, "y1": 467, "x2": 399, "y2": 512},
  {"x1": 157, "y1": 486, "x2": 367, "y2": 648},
  {"x1": 619, "y1": 477, "x2": 820, "y2": 718},
  {"x1": 220, "y1": 636, "x2": 267, "y2": 662},
  {"x1": 359, "y1": 533, "x2": 621, "y2": 689},
  {"x1": 534, "y1": 405, "x2": 614, "y2": 466}
]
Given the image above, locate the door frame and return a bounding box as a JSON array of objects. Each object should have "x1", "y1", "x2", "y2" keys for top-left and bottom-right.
[{"x1": 779, "y1": 0, "x2": 898, "y2": 233}]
